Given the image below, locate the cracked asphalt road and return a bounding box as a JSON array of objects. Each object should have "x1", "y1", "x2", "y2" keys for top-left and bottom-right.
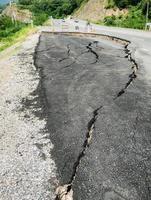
[{"x1": 35, "y1": 32, "x2": 151, "y2": 200}]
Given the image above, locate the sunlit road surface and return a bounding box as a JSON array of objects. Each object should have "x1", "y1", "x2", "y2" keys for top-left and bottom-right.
[
  {"x1": 47, "y1": 18, "x2": 151, "y2": 81},
  {"x1": 37, "y1": 20, "x2": 151, "y2": 200}
]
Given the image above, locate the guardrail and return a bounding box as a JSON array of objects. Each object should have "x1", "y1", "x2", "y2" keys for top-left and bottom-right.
[{"x1": 51, "y1": 22, "x2": 96, "y2": 33}]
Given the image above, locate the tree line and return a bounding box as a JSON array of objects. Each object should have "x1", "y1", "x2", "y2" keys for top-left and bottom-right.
[
  {"x1": 104, "y1": 0, "x2": 151, "y2": 29},
  {"x1": 17, "y1": 0, "x2": 86, "y2": 24},
  {"x1": 112, "y1": 0, "x2": 151, "y2": 18}
]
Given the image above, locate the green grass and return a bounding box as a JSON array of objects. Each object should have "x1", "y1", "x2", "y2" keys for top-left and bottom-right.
[{"x1": 0, "y1": 26, "x2": 36, "y2": 52}]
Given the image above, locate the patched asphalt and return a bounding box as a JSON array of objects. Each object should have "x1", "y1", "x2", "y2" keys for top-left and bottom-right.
[{"x1": 35, "y1": 33, "x2": 151, "y2": 200}]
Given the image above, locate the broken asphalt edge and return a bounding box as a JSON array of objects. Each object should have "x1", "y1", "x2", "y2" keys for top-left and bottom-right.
[{"x1": 33, "y1": 31, "x2": 139, "y2": 200}]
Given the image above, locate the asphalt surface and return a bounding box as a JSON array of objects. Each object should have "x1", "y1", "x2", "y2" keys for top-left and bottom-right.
[
  {"x1": 50, "y1": 18, "x2": 151, "y2": 81},
  {"x1": 35, "y1": 32, "x2": 151, "y2": 200}
]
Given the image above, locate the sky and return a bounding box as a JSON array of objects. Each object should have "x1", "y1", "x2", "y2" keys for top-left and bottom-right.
[{"x1": 0, "y1": 0, "x2": 11, "y2": 5}]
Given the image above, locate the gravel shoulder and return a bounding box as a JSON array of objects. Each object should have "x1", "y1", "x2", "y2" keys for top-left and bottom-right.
[{"x1": 0, "y1": 33, "x2": 57, "y2": 200}]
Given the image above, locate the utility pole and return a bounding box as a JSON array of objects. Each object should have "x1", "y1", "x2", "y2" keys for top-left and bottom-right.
[
  {"x1": 10, "y1": 1, "x2": 14, "y2": 23},
  {"x1": 145, "y1": 1, "x2": 150, "y2": 30},
  {"x1": 10, "y1": 0, "x2": 17, "y2": 26}
]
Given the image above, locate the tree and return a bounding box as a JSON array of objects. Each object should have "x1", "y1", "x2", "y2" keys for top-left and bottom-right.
[
  {"x1": 113, "y1": 0, "x2": 141, "y2": 8},
  {"x1": 142, "y1": 0, "x2": 151, "y2": 18}
]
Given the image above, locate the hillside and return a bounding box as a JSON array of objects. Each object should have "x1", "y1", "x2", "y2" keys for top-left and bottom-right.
[
  {"x1": 74, "y1": 0, "x2": 128, "y2": 22},
  {"x1": 74, "y1": 0, "x2": 151, "y2": 29},
  {"x1": 0, "y1": 3, "x2": 35, "y2": 52},
  {"x1": 2, "y1": 4, "x2": 32, "y2": 23}
]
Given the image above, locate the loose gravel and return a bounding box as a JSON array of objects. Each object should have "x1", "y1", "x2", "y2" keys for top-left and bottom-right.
[{"x1": 0, "y1": 33, "x2": 57, "y2": 200}]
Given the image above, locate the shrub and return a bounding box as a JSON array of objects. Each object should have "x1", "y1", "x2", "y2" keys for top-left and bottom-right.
[
  {"x1": 0, "y1": 16, "x2": 26, "y2": 40},
  {"x1": 33, "y1": 12, "x2": 48, "y2": 25},
  {"x1": 122, "y1": 7, "x2": 145, "y2": 29},
  {"x1": 18, "y1": 0, "x2": 86, "y2": 20},
  {"x1": 113, "y1": 0, "x2": 142, "y2": 8},
  {"x1": 104, "y1": 6, "x2": 146, "y2": 29},
  {"x1": 104, "y1": 15, "x2": 116, "y2": 26}
]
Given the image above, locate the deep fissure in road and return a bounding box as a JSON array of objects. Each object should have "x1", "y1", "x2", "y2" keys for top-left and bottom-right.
[
  {"x1": 69, "y1": 106, "x2": 103, "y2": 185},
  {"x1": 55, "y1": 36, "x2": 139, "y2": 200},
  {"x1": 61, "y1": 41, "x2": 100, "y2": 69},
  {"x1": 86, "y1": 42, "x2": 99, "y2": 64},
  {"x1": 59, "y1": 44, "x2": 71, "y2": 62},
  {"x1": 114, "y1": 44, "x2": 138, "y2": 99}
]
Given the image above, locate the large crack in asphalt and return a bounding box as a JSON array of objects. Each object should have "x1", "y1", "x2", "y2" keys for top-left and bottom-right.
[
  {"x1": 62, "y1": 50, "x2": 89, "y2": 69},
  {"x1": 33, "y1": 34, "x2": 139, "y2": 200},
  {"x1": 59, "y1": 44, "x2": 71, "y2": 62},
  {"x1": 55, "y1": 38, "x2": 139, "y2": 200},
  {"x1": 55, "y1": 106, "x2": 103, "y2": 200},
  {"x1": 114, "y1": 44, "x2": 138, "y2": 99},
  {"x1": 69, "y1": 106, "x2": 103, "y2": 185},
  {"x1": 86, "y1": 42, "x2": 99, "y2": 64},
  {"x1": 62, "y1": 41, "x2": 100, "y2": 69}
]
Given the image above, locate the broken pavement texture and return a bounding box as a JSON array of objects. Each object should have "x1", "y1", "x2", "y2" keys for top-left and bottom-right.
[{"x1": 35, "y1": 33, "x2": 151, "y2": 200}]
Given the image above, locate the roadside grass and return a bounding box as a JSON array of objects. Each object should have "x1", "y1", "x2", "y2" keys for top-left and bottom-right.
[{"x1": 0, "y1": 26, "x2": 37, "y2": 52}]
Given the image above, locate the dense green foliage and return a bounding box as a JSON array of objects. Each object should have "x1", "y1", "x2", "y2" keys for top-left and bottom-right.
[
  {"x1": 113, "y1": 0, "x2": 141, "y2": 8},
  {"x1": 17, "y1": 0, "x2": 151, "y2": 28},
  {"x1": 104, "y1": 7, "x2": 145, "y2": 29},
  {"x1": 0, "y1": 26, "x2": 35, "y2": 52},
  {"x1": 111, "y1": 0, "x2": 151, "y2": 18},
  {"x1": 17, "y1": 0, "x2": 85, "y2": 25},
  {"x1": 104, "y1": 0, "x2": 151, "y2": 29},
  {"x1": 0, "y1": 0, "x2": 85, "y2": 51},
  {"x1": 0, "y1": 15, "x2": 25, "y2": 40},
  {"x1": 142, "y1": 0, "x2": 151, "y2": 18}
]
